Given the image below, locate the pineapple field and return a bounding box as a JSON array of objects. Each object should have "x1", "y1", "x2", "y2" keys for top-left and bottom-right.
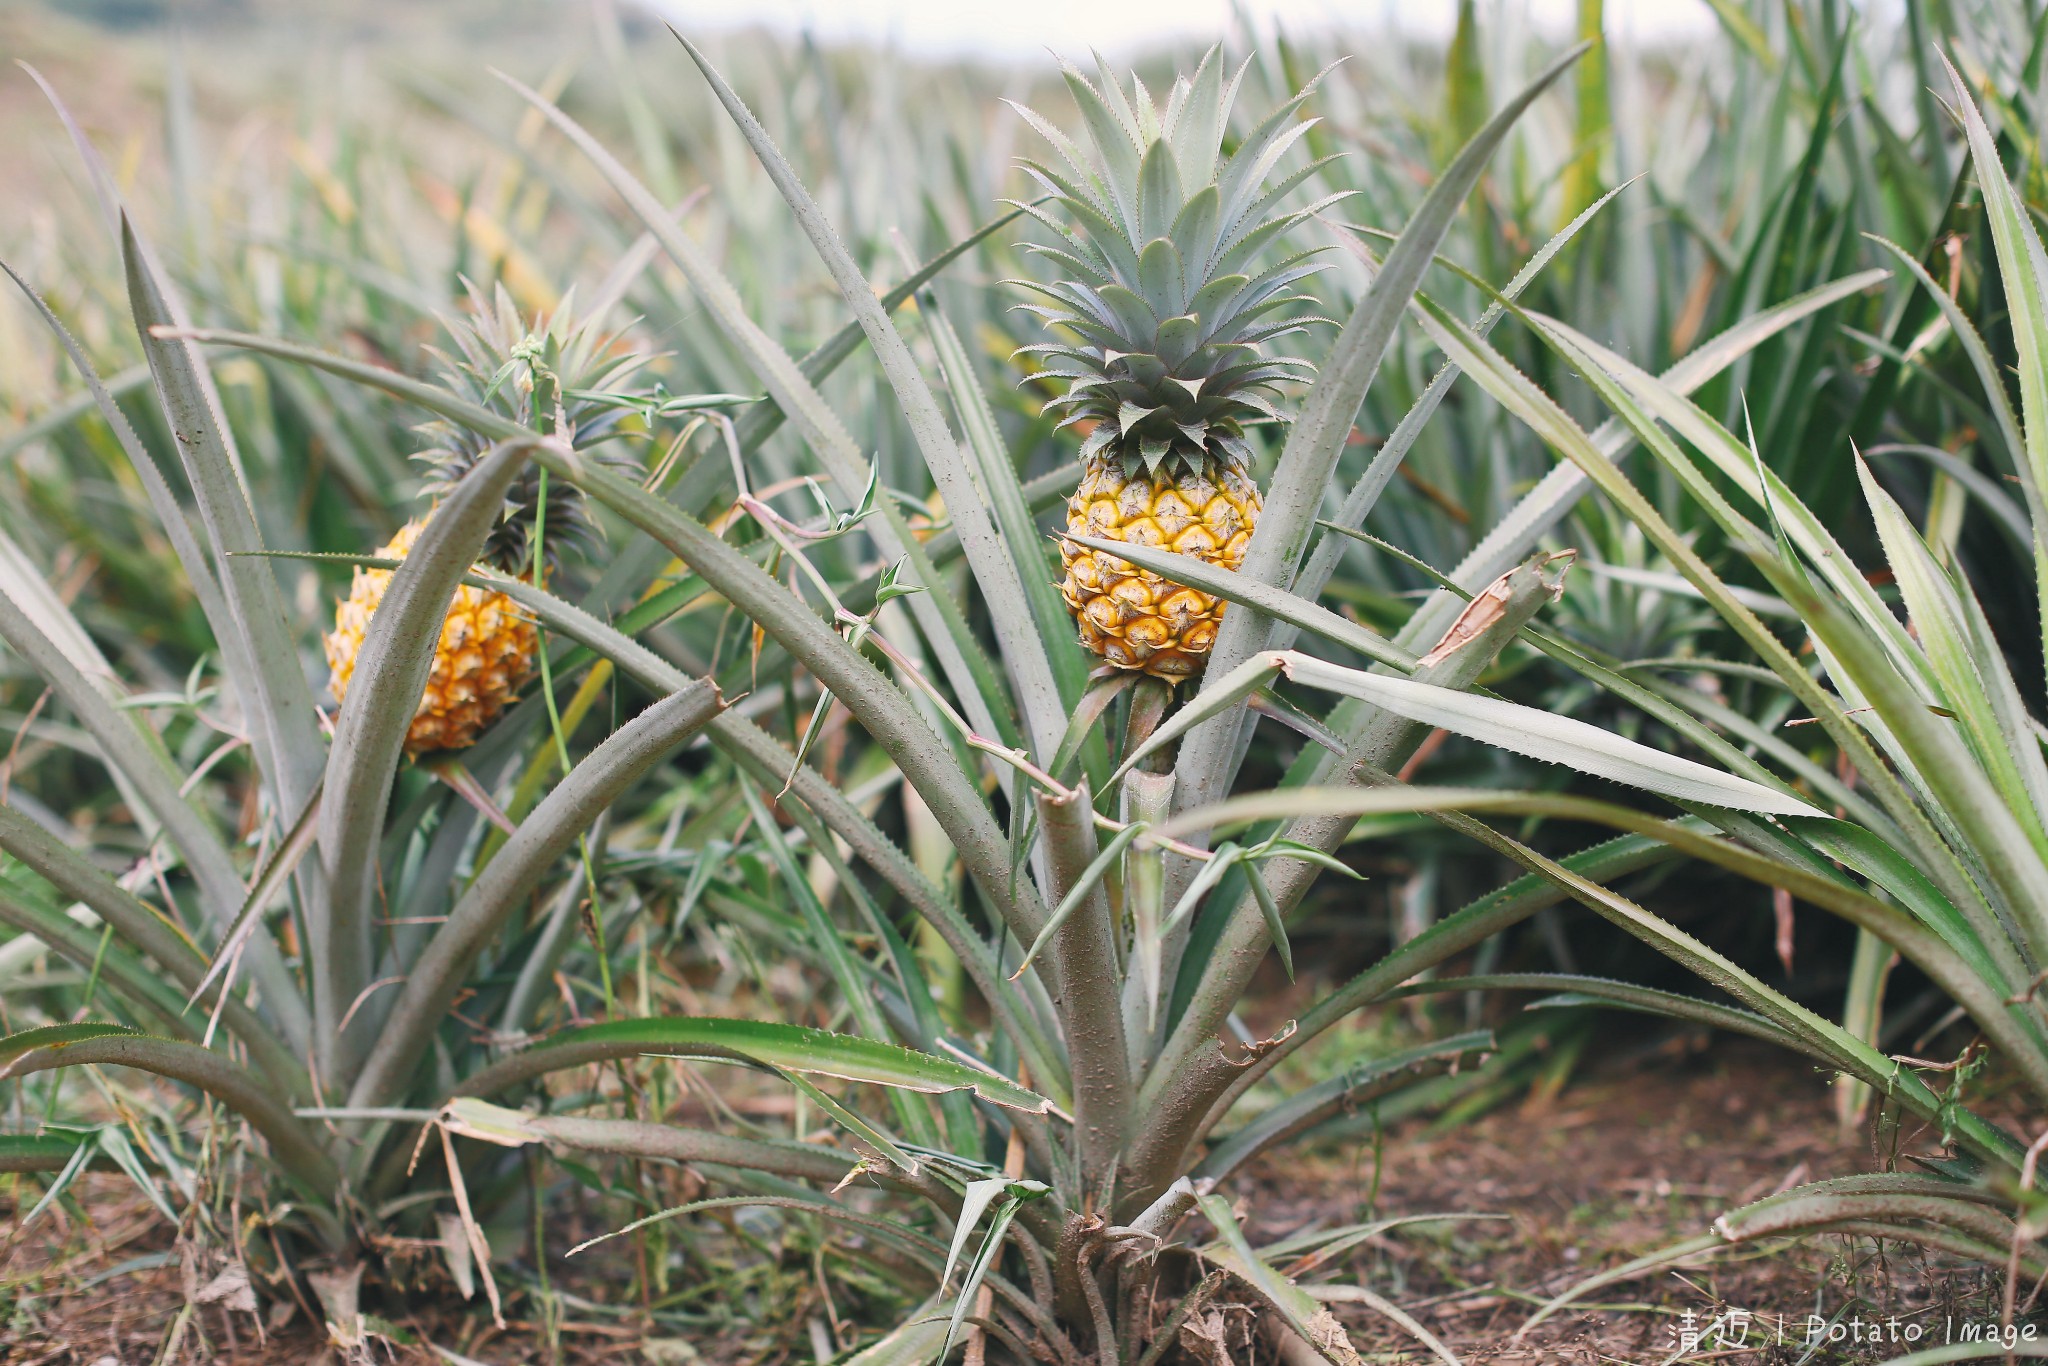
[{"x1": 7, "y1": 0, "x2": 2048, "y2": 1360}]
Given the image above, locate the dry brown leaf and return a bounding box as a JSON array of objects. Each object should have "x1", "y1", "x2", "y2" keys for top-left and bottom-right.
[
  {"x1": 1181, "y1": 1309, "x2": 1238, "y2": 1366},
  {"x1": 194, "y1": 1262, "x2": 258, "y2": 1314},
  {"x1": 1306, "y1": 1308, "x2": 1364, "y2": 1366},
  {"x1": 1417, "y1": 574, "x2": 1513, "y2": 667},
  {"x1": 1417, "y1": 553, "x2": 1572, "y2": 668}
]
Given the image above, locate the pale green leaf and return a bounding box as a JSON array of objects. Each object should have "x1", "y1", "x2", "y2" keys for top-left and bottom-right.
[{"x1": 1275, "y1": 652, "x2": 1828, "y2": 817}]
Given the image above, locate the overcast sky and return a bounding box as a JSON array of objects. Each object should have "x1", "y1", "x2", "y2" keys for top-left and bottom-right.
[{"x1": 648, "y1": 0, "x2": 1719, "y2": 61}]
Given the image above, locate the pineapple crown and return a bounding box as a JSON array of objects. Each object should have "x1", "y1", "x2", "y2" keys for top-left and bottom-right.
[
  {"x1": 1007, "y1": 48, "x2": 1345, "y2": 481},
  {"x1": 416, "y1": 282, "x2": 651, "y2": 574}
]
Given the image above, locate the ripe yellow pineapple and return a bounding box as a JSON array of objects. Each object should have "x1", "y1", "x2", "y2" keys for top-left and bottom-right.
[
  {"x1": 1014, "y1": 51, "x2": 1333, "y2": 678},
  {"x1": 323, "y1": 518, "x2": 538, "y2": 754},
  {"x1": 323, "y1": 286, "x2": 648, "y2": 753},
  {"x1": 1059, "y1": 454, "x2": 1261, "y2": 678}
]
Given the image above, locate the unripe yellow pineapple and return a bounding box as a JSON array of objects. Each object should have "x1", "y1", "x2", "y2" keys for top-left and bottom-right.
[
  {"x1": 322, "y1": 286, "x2": 648, "y2": 753},
  {"x1": 1013, "y1": 51, "x2": 1333, "y2": 678},
  {"x1": 323, "y1": 518, "x2": 539, "y2": 755}
]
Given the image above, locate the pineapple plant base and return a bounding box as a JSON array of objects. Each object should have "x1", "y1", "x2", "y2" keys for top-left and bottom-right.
[
  {"x1": 322, "y1": 516, "x2": 538, "y2": 755},
  {"x1": 1060, "y1": 450, "x2": 1261, "y2": 678}
]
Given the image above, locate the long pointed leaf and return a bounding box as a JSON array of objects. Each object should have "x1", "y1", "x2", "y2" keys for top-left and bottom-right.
[
  {"x1": 490, "y1": 66, "x2": 1021, "y2": 759},
  {"x1": 1066, "y1": 534, "x2": 1413, "y2": 672},
  {"x1": 676, "y1": 34, "x2": 1069, "y2": 759},
  {"x1": 403, "y1": 555, "x2": 1064, "y2": 1094},
  {"x1": 1943, "y1": 53, "x2": 2048, "y2": 526},
  {"x1": 162, "y1": 328, "x2": 1052, "y2": 966},
  {"x1": 1155, "y1": 785, "x2": 2040, "y2": 1142},
  {"x1": 454, "y1": 1016, "x2": 1054, "y2": 1114},
  {"x1": 0, "y1": 577, "x2": 312, "y2": 1046},
  {"x1": 0, "y1": 804, "x2": 303, "y2": 1095},
  {"x1": 1857, "y1": 454, "x2": 2048, "y2": 856},
  {"x1": 918, "y1": 286, "x2": 1090, "y2": 710},
  {"x1": 0, "y1": 262, "x2": 237, "y2": 669},
  {"x1": 1275, "y1": 651, "x2": 1828, "y2": 817},
  {"x1": 1181, "y1": 41, "x2": 1593, "y2": 816},
  {"x1": 315, "y1": 438, "x2": 539, "y2": 1083},
  {"x1": 126, "y1": 221, "x2": 326, "y2": 830},
  {"x1": 1396, "y1": 268, "x2": 1887, "y2": 654},
  {"x1": 1194, "y1": 1191, "x2": 1365, "y2": 1364},
  {"x1": 350, "y1": 680, "x2": 723, "y2": 1107},
  {"x1": 0, "y1": 1025, "x2": 336, "y2": 1204},
  {"x1": 1285, "y1": 182, "x2": 1636, "y2": 625},
  {"x1": 1199, "y1": 1031, "x2": 1493, "y2": 1181}
]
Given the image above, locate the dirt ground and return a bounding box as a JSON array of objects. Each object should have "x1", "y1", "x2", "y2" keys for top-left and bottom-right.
[
  {"x1": 1248, "y1": 1036, "x2": 2020, "y2": 1363},
  {"x1": 0, "y1": 1039, "x2": 2025, "y2": 1365}
]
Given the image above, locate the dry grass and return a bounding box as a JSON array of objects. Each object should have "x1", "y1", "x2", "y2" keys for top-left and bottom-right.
[{"x1": 1, "y1": 1041, "x2": 2016, "y2": 1364}]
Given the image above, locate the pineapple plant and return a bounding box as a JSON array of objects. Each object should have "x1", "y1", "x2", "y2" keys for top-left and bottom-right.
[
  {"x1": 323, "y1": 287, "x2": 647, "y2": 752},
  {"x1": 1012, "y1": 52, "x2": 1334, "y2": 678},
  {"x1": 26, "y1": 20, "x2": 2037, "y2": 1361}
]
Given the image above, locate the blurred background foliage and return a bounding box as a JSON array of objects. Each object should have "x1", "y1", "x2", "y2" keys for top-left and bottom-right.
[
  {"x1": 4, "y1": 0, "x2": 2046, "y2": 1342},
  {"x1": 2, "y1": 0, "x2": 2027, "y2": 1067}
]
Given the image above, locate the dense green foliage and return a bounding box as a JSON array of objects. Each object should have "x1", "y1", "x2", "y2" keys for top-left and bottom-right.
[{"x1": 5, "y1": 1, "x2": 2048, "y2": 1358}]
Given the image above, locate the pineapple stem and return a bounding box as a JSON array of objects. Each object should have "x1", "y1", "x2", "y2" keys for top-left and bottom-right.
[
  {"x1": 533, "y1": 470, "x2": 571, "y2": 771},
  {"x1": 1123, "y1": 677, "x2": 1177, "y2": 773},
  {"x1": 534, "y1": 458, "x2": 616, "y2": 1015}
]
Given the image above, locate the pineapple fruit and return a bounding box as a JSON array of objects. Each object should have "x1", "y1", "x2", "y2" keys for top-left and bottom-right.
[
  {"x1": 324, "y1": 287, "x2": 647, "y2": 753},
  {"x1": 324, "y1": 517, "x2": 538, "y2": 754},
  {"x1": 1013, "y1": 51, "x2": 1334, "y2": 678},
  {"x1": 1062, "y1": 457, "x2": 1261, "y2": 678}
]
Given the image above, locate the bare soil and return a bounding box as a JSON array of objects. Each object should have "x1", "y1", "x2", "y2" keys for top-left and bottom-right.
[
  {"x1": 1250, "y1": 1037, "x2": 2021, "y2": 1363},
  {"x1": 0, "y1": 1040, "x2": 2023, "y2": 1364}
]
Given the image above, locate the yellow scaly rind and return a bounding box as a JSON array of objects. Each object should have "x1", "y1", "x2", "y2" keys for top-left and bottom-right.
[{"x1": 322, "y1": 516, "x2": 538, "y2": 754}]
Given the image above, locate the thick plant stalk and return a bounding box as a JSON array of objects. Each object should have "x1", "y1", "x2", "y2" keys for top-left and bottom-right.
[
  {"x1": 1120, "y1": 554, "x2": 1565, "y2": 1214},
  {"x1": 1120, "y1": 770, "x2": 1175, "y2": 1052},
  {"x1": 1035, "y1": 781, "x2": 1131, "y2": 1199},
  {"x1": 1127, "y1": 1176, "x2": 1206, "y2": 1241}
]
